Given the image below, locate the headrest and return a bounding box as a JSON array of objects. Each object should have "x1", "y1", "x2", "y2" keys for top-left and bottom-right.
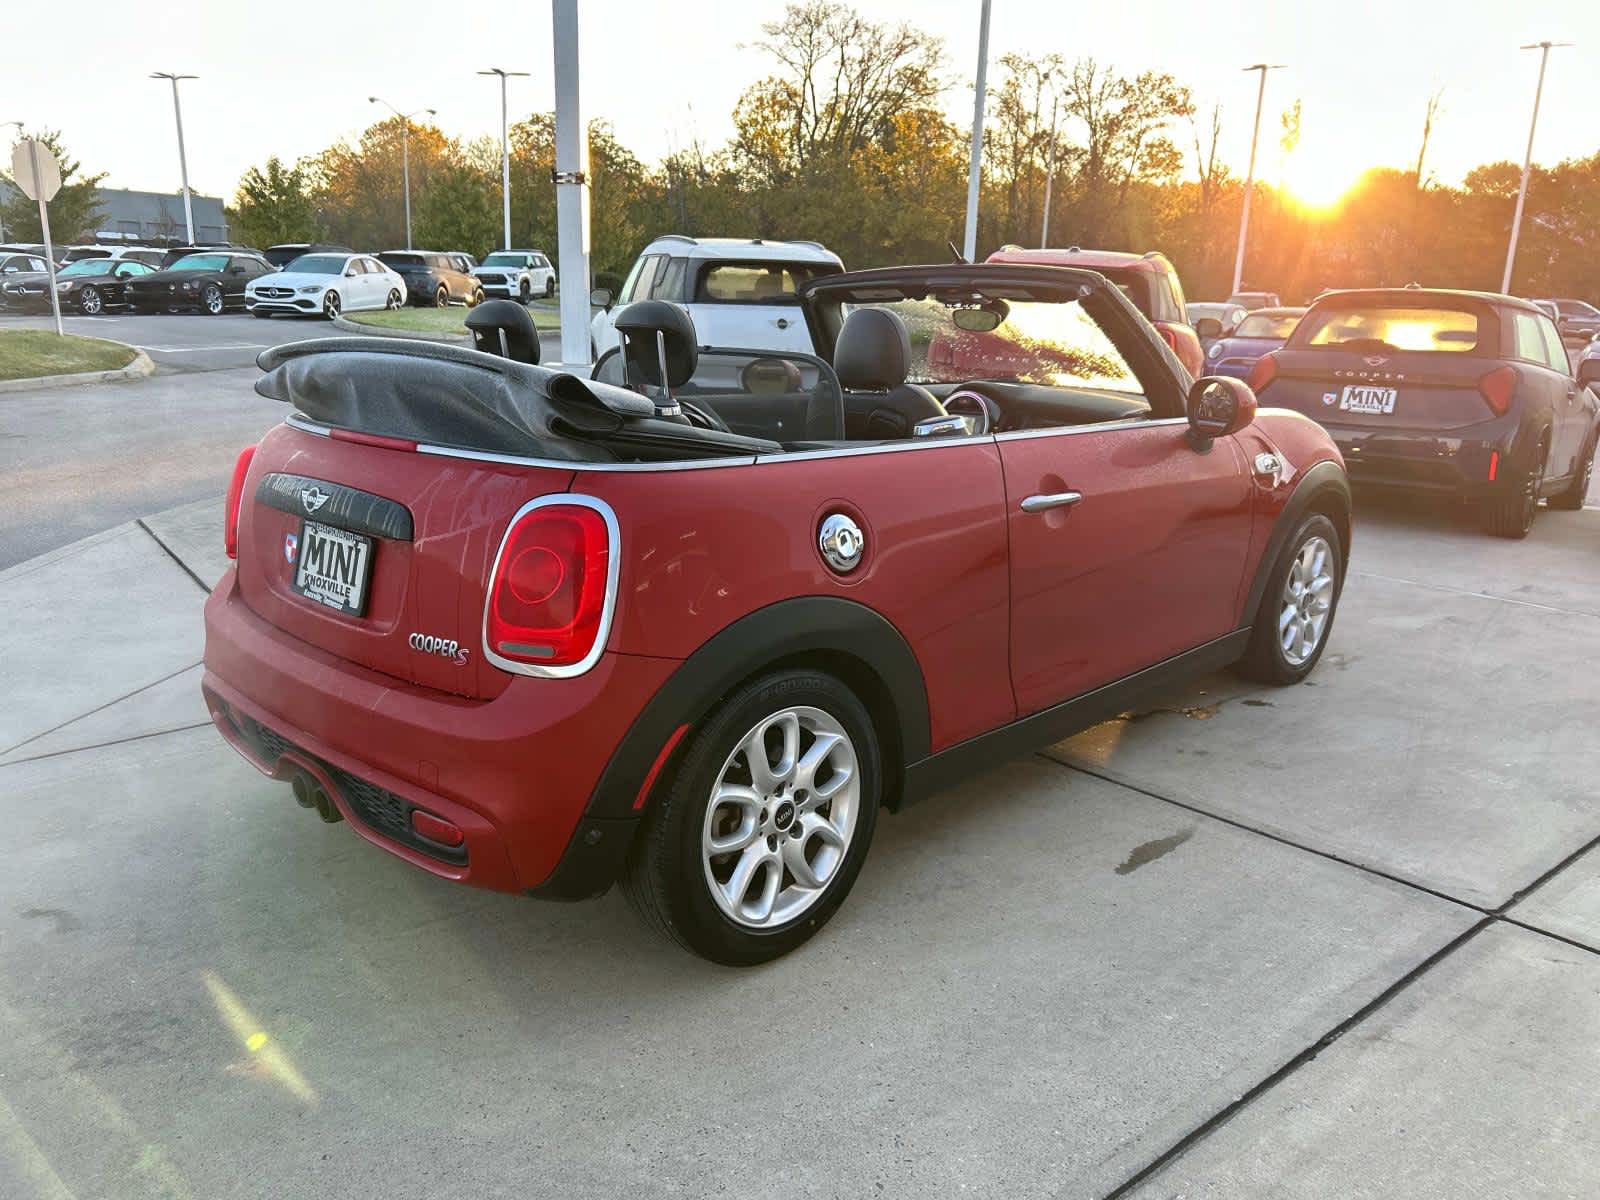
[
  {"x1": 834, "y1": 307, "x2": 911, "y2": 391},
  {"x1": 465, "y1": 299, "x2": 540, "y2": 364},
  {"x1": 740, "y1": 356, "x2": 804, "y2": 395},
  {"x1": 613, "y1": 299, "x2": 698, "y2": 388}
]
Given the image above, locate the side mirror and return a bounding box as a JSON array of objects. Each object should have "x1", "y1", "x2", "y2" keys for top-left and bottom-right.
[
  {"x1": 1194, "y1": 317, "x2": 1222, "y2": 340},
  {"x1": 1577, "y1": 356, "x2": 1600, "y2": 387},
  {"x1": 345, "y1": 268, "x2": 360, "y2": 277},
  {"x1": 590, "y1": 287, "x2": 613, "y2": 312},
  {"x1": 1187, "y1": 375, "x2": 1257, "y2": 446}
]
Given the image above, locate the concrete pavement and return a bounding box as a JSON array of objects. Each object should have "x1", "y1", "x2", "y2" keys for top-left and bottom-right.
[{"x1": 1, "y1": 494, "x2": 1598, "y2": 1197}]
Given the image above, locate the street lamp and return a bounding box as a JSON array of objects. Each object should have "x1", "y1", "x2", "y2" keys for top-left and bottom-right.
[
  {"x1": 1501, "y1": 41, "x2": 1571, "y2": 295},
  {"x1": 1040, "y1": 71, "x2": 1060, "y2": 248},
  {"x1": 369, "y1": 96, "x2": 437, "y2": 251},
  {"x1": 961, "y1": 0, "x2": 993, "y2": 262},
  {"x1": 150, "y1": 73, "x2": 197, "y2": 244},
  {"x1": 1231, "y1": 62, "x2": 1285, "y2": 297},
  {"x1": 479, "y1": 68, "x2": 529, "y2": 252}
]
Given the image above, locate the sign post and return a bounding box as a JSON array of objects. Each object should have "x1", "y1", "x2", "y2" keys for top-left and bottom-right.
[{"x1": 11, "y1": 138, "x2": 64, "y2": 336}]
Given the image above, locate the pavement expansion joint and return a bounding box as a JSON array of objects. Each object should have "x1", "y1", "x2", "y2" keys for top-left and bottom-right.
[
  {"x1": 0, "y1": 659, "x2": 203, "y2": 760},
  {"x1": 0, "y1": 721, "x2": 215, "y2": 770},
  {"x1": 136, "y1": 517, "x2": 212, "y2": 594}
]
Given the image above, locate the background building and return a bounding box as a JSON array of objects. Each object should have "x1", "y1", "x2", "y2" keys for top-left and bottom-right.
[{"x1": 0, "y1": 184, "x2": 229, "y2": 244}]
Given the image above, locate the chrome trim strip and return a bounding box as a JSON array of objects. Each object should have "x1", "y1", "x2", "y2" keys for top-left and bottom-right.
[
  {"x1": 416, "y1": 443, "x2": 758, "y2": 472},
  {"x1": 992, "y1": 416, "x2": 1188, "y2": 443},
  {"x1": 284, "y1": 414, "x2": 331, "y2": 437},
  {"x1": 753, "y1": 437, "x2": 996, "y2": 463},
  {"x1": 481, "y1": 494, "x2": 622, "y2": 680}
]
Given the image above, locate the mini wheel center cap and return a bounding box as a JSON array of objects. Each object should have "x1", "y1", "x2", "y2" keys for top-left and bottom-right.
[{"x1": 773, "y1": 801, "x2": 796, "y2": 831}]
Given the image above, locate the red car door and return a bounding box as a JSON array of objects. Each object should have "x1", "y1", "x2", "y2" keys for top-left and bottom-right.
[{"x1": 998, "y1": 419, "x2": 1254, "y2": 715}]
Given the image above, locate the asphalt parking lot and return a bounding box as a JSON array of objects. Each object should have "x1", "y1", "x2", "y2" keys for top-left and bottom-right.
[{"x1": 1, "y1": 437, "x2": 1597, "y2": 1196}]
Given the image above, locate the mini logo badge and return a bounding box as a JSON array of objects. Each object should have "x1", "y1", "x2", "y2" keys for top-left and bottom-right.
[
  {"x1": 1322, "y1": 391, "x2": 1338, "y2": 406},
  {"x1": 1363, "y1": 355, "x2": 1387, "y2": 367},
  {"x1": 283, "y1": 532, "x2": 298, "y2": 564},
  {"x1": 299, "y1": 485, "x2": 331, "y2": 514}
]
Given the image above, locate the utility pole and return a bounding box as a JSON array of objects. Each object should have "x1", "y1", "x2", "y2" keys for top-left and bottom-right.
[
  {"x1": 961, "y1": 0, "x2": 992, "y2": 262},
  {"x1": 369, "y1": 97, "x2": 436, "y2": 250},
  {"x1": 1040, "y1": 86, "x2": 1060, "y2": 248},
  {"x1": 1231, "y1": 63, "x2": 1285, "y2": 297},
  {"x1": 1501, "y1": 41, "x2": 1570, "y2": 295},
  {"x1": 552, "y1": 0, "x2": 591, "y2": 364},
  {"x1": 479, "y1": 68, "x2": 529, "y2": 252},
  {"x1": 150, "y1": 73, "x2": 197, "y2": 244}
]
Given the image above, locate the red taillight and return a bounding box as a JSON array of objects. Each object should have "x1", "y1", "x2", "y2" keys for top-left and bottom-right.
[
  {"x1": 1479, "y1": 365, "x2": 1516, "y2": 416},
  {"x1": 1246, "y1": 353, "x2": 1278, "y2": 393},
  {"x1": 224, "y1": 446, "x2": 257, "y2": 560},
  {"x1": 484, "y1": 500, "x2": 613, "y2": 672},
  {"x1": 410, "y1": 808, "x2": 464, "y2": 848},
  {"x1": 1157, "y1": 325, "x2": 1181, "y2": 353}
]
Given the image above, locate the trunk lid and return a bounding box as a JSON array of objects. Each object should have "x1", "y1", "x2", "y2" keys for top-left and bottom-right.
[
  {"x1": 236, "y1": 422, "x2": 573, "y2": 700},
  {"x1": 1260, "y1": 347, "x2": 1503, "y2": 431}
]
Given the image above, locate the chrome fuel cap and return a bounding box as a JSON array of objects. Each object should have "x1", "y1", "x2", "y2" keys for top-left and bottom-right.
[{"x1": 818, "y1": 513, "x2": 865, "y2": 574}]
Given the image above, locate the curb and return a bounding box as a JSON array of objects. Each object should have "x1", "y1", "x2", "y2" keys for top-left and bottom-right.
[
  {"x1": 330, "y1": 314, "x2": 471, "y2": 345},
  {"x1": 0, "y1": 348, "x2": 156, "y2": 394}
]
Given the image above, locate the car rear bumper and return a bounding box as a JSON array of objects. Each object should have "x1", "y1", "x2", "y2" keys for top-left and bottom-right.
[
  {"x1": 201, "y1": 570, "x2": 678, "y2": 896},
  {"x1": 1331, "y1": 427, "x2": 1510, "y2": 495}
]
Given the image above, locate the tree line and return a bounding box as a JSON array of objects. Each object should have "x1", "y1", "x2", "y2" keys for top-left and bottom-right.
[{"x1": 8, "y1": 2, "x2": 1596, "y2": 302}]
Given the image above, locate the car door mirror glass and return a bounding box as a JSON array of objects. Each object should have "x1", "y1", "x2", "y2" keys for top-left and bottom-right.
[
  {"x1": 1577, "y1": 357, "x2": 1600, "y2": 387},
  {"x1": 1187, "y1": 375, "x2": 1257, "y2": 443},
  {"x1": 1193, "y1": 317, "x2": 1222, "y2": 340},
  {"x1": 590, "y1": 288, "x2": 612, "y2": 311}
]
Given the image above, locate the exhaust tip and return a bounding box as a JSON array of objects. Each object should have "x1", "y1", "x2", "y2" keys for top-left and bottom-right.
[
  {"x1": 310, "y1": 784, "x2": 343, "y2": 824},
  {"x1": 290, "y1": 772, "x2": 315, "y2": 809}
]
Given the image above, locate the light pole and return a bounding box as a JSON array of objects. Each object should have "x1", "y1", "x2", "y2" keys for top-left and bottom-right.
[
  {"x1": 369, "y1": 97, "x2": 436, "y2": 250},
  {"x1": 479, "y1": 68, "x2": 529, "y2": 252},
  {"x1": 150, "y1": 73, "x2": 197, "y2": 244},
  {"x1": 1231, "y1": 63, "x2": 1285, "y2": 297},
  {"x1": 961, "y1": 0, "x2": 993, "y2": 262},
  {"x1": 1501, "y1": 41, "x2": 1570, "y2": 295},
  {"x1": 1040, "y1": 75, "x2": 1060, "y2": 248}
]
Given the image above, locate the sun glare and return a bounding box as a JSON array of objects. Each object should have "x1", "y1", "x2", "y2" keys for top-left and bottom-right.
[{"x1": 1283, "y1": 155, "x2": 1362, "y2": 212}]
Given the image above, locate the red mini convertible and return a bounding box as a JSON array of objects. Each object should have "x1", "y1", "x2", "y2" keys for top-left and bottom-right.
[{"x1": 203, "y1": 263, "x2": 1351, "y2": 963}]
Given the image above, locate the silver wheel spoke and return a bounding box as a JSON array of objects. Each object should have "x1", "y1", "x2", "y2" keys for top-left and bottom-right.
[
  {"x1": 1279, "y1": 534, "x2": 1337, "y2": 667},
  {"x1": 780, "y1": 834, "x2": 823, "y2": 890},
  {"x1": 706, "y1": 785, "x2": 761, "y2": 854}
]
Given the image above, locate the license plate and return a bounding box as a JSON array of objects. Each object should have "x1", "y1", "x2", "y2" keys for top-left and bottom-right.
[
  {"x1": 289, "y1": 520, "x2": 373, "y2": 616},
  {"x1": 1339, "y1": 385, "x2": 1397, "y2": 414}
]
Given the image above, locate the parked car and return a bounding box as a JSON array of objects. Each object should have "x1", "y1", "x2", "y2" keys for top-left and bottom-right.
[
  {"x1": 472, "y1": 249, "x2": 556, "y2": 302},
  {"x1": 4, "y1": 256, "x2": 157, "y2": 314},
  {"x1": 0, "y1": 243, "x2": 51, "y2": 259},
  {"x1": 0, "y1": 251, "x2": 50, "y2": 290},
  {"x1": 447, "y1": 252, "x2": 478, "y2": 273},
  {"x1": 590, "y1": 235, "x2": 844, "y2": 359},
  {"x1": 1229, "y1": 290, "x2": 1282, "y2": 311},
  {"x1": 204, "y1": 259, "x2": 1350, "y2": 964},
  {"x1": 126, "y1": 250, "x2": 276, "y2": 315},
  {"x1": 158, "y1": 243, "x2": 256, "y2": 270},
  {"x1": 0, "y1": 255, "x2": 55, "y2": 309},
  {"x1": 986, "y1": 245, "x2": 1205, "y2": 376},
  {"x1": 264, "y1": 243, "x2": 354, "y2": 271},
  {"x1": 1532, "y1": 298, "x2": 1600, "y2": 344},
  {"x1": 1205, "y1": 307, "x2": 1306, "y2": 379},
  {"x1": 1246, "y1": 287, "x2": 1599, "y2": 537},
  {"x1": 244, "y1": 252, "x2": 405, "y2": 320},
  {"x1": 377, "y1": 251, "x2": 482, "y2": 307},
  {"x1": 1187, "y1": 301, "x2": 1248, "y2": 350}
]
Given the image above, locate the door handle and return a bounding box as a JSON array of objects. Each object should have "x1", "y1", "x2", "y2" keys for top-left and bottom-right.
[{"x1": 1020, "y1": 491, "x2": 1083, "y2": 513}]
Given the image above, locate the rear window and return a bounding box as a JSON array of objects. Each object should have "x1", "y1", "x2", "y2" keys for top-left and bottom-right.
[
  {"x1": 380, "y1": 253, "x2": 425, "y2": 268},
  {"x1": 285, "y1": 255, "x2": 348, "y2": 275},
  {"x1": 1235, "y1": 313, "x2": 1300, "y2": 339},
  {"x1": 1298, "y1": 305, "x2": 1481, "y2": 353},
  {"x1": 695, "y1": 262, "x2": 830, "y2": 305}
]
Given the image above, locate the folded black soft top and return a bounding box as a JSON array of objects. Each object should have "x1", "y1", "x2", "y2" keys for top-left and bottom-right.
[{"x1": 254, "y1": 337, "x2": 778, "y2": 461}]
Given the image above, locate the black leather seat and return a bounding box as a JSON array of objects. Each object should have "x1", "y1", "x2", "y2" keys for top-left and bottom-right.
[{"x1": 833, "y1": 307, "x2": 945, "y2": 439}]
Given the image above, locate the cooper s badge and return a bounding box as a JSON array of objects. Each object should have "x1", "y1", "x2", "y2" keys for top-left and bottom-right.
[{"x1": 410, "y1": 632, "x2": 470, "y2": 666}]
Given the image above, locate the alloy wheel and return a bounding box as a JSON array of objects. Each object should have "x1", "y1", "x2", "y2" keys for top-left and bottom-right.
[
  {"x1": 701, "y1": 706, "x2": 860, "y2": 929},
  {"x1": 323, "y1": 291, "x2": 341, "y2": 319},
  {"x1": 203, "y1": 285, "x2": 224, "y2": 315},
  {"x1": 1278, "y1": 534, "x2": 1335, "y2": 667},
  {"x1": 79, "y1": 287, "x2": 102, "y2": 315},
  {"x1": 435, "y1": 285, "x2": 448, "y2": 308},
  {"x1": 387, "y1": 289, "x2": 402, "y2": 310}
]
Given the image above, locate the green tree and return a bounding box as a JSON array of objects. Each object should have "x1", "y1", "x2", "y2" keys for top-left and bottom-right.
[
  {"x1": 230, "y1": 156, "x2": 319, "y2": 248},
  {"x1": 413, "y1": 162, "x2": 500, "y2": 258},
  {"x1": 0, "y1": 131, "x2": 105, "y2": 244}
]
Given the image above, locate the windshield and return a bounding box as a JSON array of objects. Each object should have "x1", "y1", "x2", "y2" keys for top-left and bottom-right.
[
  {"x1": 857, "y1": 296, "x2": 1142, "y2": 392},
  {"x1": 1235, "y1": 313, "x2": 1301, "y2": 339},
  {"x1": 284, "y1": 255, "x2": 348, "y2": 275},
  {"x1": 58, "y1": 259, "x2": 112, "y2": 276},
  {"x1": 167, "y1": 254, "x2": 229, "y2": 272},
  {"x1": 379, "y1": 253, "x2": 425, "y2": 268},
  {"x1": 1299, "y1": 304, "x2": 1481, "y2": 353},
  {"x1": 481, "y1": 253, "x2": 527, "y2": 267}
]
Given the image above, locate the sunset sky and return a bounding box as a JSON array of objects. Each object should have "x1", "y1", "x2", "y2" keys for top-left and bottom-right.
[{"x1": 5, "y1": 0, "x2": 1597, "y2": 208}]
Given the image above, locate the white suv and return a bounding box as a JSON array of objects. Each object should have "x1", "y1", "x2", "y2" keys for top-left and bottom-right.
[
  {"x1": 590, "y1": 236, "x2": 843, "y2": 358},
  {"x1": 473, "y1": 250, "x2": 555, "y2": 302}
]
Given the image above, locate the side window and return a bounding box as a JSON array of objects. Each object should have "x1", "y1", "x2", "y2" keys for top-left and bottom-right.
[
  {"x1": 1537, "y1": 317, "x2": 1570, "y2": 374},
  {"x1": 624, "y1": 254, "x2": 664, "y2": 302},
  {"x1": 654, "y1": 256, "x2": 688, "y2": 302},
  {"x1": 1510, "y1": 312, "x2": 1548, "y2": 365},
  {"x1": 1165, "y1": 273, "x2": 1187, "y2": 319},
  {"x1": 695, "y1": 262, "x2": 808, "y2": 304}
]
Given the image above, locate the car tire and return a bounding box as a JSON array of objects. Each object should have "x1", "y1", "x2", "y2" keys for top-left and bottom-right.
[
  {"x1": 433, "y1": 284, "x2": 448, "y2": 308},
  {"x1": 201, "y1": 284, "x2": 225, "y2": 315},
  {"x1": 1547, "y1": 430, "x2": 1596, "y2": 511},
  {"x1": 469, "y1": 287, "x2": 484, "y2": 308},
  {"x1": 78, "y1": 286, "x2": 102, "y2": 315},
  {"x1": 322, "y1": 291, "x2": 341, "y2": 320},
  {"x1": 622, "y1": 668, "x2": 881, "y2": 965},
  {"x1": 1482, "y1": 430, "x2": 1549, "y2": 538},
  {"x1": 519, "y1": 279, "x2": 531, "y2": 305},
  {"x1": 1234, "y1": 512, "x2": 1343, "y2": 686},
  {"x1": 386, "y1": 289, "x2": 403, "y2": 311},
  {"x1": 544, "y1": 278, "x2": 555, "y2": 298}
]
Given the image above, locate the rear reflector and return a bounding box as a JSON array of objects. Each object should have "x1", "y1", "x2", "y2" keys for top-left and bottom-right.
[
  {"x1": 634, "y1": 723, "x2": 691, "y2": 810},
  {"x1": 1488, "y1": 450, "x2": 1500, "y2": 481},
  {"x1": 224, "y1": 445, "x2": 257, "y2": 560},
  {"x1": 1157, "y1": 325, "x2": 1181, "y2": 354},
  {"x1": 1245, "y1": 353, "x2": 1278, "y2": 393},
  {"x1": 410, "y1": 808, "x2": 465, "y2": 847},
  {"x1": 484, "y1": 498, "x2": 616, "y2": 674},
  {"x1": 1478, "y1": 365, "x2": 1516, "y2": 416}
]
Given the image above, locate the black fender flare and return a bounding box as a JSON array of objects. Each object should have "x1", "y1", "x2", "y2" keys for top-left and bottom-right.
[
  {"x1": 529, "y1": 597, "x2": 930, "y2": 900},
  {"x1": 1240, "y1": 459, "x2": 1352, "y2": 626}
]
